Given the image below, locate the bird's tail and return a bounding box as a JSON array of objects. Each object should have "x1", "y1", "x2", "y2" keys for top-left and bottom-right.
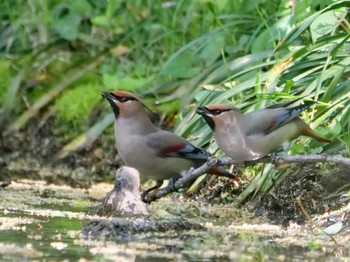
[{"x1": 300, "y1": 124, "x2": 331, "y2": 143}]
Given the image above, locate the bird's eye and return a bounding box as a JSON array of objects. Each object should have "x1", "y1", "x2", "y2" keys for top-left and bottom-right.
[
  {"x1": 119, "y1": 97, "x2": 128, "y2": 103},
  {"x1": 213, "y1": 110, "x2": 222, "y2": 115},
  {"x1": 115, "y1": 95, "x2": 137, "y2": 103}
]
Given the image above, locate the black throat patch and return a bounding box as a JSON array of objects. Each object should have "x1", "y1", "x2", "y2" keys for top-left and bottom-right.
[
  {"x1": 106, "y1": 99, "x2": 120, "y2": 119},
  {"x1": 201, "y1": 114, "x2": 215, "y2": 131}
]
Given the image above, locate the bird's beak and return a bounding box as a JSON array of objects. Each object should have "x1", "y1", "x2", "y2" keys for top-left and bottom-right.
[
  {"x1": 101, "y1": 92, "x2": 120, "y2": 118},
  {"x1": 196, "y1": 106, "x2": 208, "y2": 115},
  {"x1": 101, "y1": 92, "x2": 116, "y2": 102},
  {"x1": 196, "y1": 107, "x2": 215, "y2": 130}
]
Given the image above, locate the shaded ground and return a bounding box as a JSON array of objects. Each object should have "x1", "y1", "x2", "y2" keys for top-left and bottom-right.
[
  {"x1": 0, "y1": 118, "x2": 118, "y2": 187},
  {"x1": 245, "y1": 163, "x2": 350, "y2": 226}
]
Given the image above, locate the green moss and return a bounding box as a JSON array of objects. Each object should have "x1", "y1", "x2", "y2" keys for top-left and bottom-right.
[
  {"x1": 102, "y1": 74, "x2": 151, "y2": 92},
  {"x1": 56, "y1": 83, "x2": 100, "y2": 122},
  {"x1": 54, "y1": 83, "x2": 101, "y2": 139},
  {"x1": 0, "y1": 60, "x2": 12, "y2": 104}
]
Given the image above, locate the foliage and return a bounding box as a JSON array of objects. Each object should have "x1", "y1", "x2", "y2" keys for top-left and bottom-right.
[
  {"x1": 0, "y1": 0, "x2": 349, "y2": 202},
  {"x1": 54, "y1": 82, "x2": 101, "y2": 137},
  {"x1": 0, "y1": 61, "x2": 12, "y2": 103}
]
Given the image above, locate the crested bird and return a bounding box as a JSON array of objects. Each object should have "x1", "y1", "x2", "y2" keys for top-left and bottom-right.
[
  {"x1": 197, "y1": 98, "x2": 331, "y2": 162},
  {"x1": 102, "y1": 90, "x2": 238, "y2": 202},
  {"x1": 105, "y1": 166, "x2": 149, "y2": 216}
]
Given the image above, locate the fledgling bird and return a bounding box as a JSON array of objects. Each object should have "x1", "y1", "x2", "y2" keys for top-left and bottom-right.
[
  {"x1": 102, "y1": 91, "x2": 238, "y2": 201},
  {"x1": 197, "y1": 99, "x2": 331, "y2": 162},
  {"x1": 105, "y1": 166, "x2": 149, "y2": 216}
]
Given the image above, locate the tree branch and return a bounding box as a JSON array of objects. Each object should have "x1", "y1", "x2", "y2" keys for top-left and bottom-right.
[{"x1": 145, "y1": 154, "x2": 350, "y2": 203}]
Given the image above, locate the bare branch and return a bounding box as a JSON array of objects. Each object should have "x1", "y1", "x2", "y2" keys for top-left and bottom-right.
[
  {"x1": 271, "y1": 155, "x2": 350, "y2": 166},
  {"x1": 145, "y1": 154, "x2": 350, "y2": 203}
]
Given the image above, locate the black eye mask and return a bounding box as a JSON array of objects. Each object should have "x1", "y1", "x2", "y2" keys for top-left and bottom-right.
[
  {"x1": 114, "y1": 95, "x2": 138, "y2": 103},
  {"x1": 197, "y1": 106, "x2": 233, "y2": 115},
  {"x1": 196, "y1": 106, "x2": 235, "y2": 131}
]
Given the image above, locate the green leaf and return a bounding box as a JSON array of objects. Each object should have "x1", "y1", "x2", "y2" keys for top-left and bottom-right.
[
  {"x1": 200, "y1": 34, "x2": 225, "y2": 66},
  {"x1": 0, "y1": 60, "x2": 12, "y2": 103},
  {"x1": 77, "y1": 33, "x2": 108, "y2": 46},
  {"x1": 161, "y1": 51, "x2": 202, "y2": 79},
  {"x1": 290, "y1": 143, "x2": 306, "y2": 154},
  {"x1": 239, "y1": 0, "x2": 265, "y2": 12},
  {"x1": 310, "y1": 10, "x2": 341, "y2": 43},
  {"x1": 282, "y1": 79, "x2": 294, "y2": 94},
  {"x1": 330, "y1": 120, "x2": 342, "y2": 136},
  {"x1": 280, "y1": 0, "x2": 350, "y2": 48},
  {"x1": 54, "y1": 13, "x2": 80, "y2": 41},
  {"x1": 252, "y1": 15, "x2": 293, "y2": 52},
  {"x1": 91, "y1": 16, "x2": 109, "y2": 26},
  {"x1": 70, "y1": 0, "x2": 93, "y2": 16},
  {"x1": 198, "y1": 0, "x2": 228, "y2": 11}
]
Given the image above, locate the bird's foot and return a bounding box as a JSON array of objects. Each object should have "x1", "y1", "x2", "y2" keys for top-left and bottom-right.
[
  {"x1": 270, "y1": 152, "x2": 278, "y2": 164},
  {"x1": 167, "y1": 177, "x2": 180, "y2": 192},
  {"x1": 141, "y1": 187, "x2": 158, "y2": 204},
  {"x1": 141, "y1": 192, "x2": 157, "y2": 204},
  {"x1": 141, "y1": 180, "x2": 164, "y2": 204}
]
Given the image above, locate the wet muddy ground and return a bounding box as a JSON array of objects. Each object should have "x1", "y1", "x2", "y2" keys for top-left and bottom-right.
[
  {"x1": 1, "y1": 123, "x2": 350, "y2": 261},
  {"x1": 0, "y1": 179, "x2": 349, "y2": 261}
]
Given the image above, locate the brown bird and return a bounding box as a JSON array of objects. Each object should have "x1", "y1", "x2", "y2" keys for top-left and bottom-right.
[
  {"x1": 102, "y1": 91, "x2": 238, "y2": 201},
  {"x1": 197, "y1": 99, "x2": 331, "y2": 162}
]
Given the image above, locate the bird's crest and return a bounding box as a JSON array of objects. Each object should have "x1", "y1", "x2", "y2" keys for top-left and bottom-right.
[
  {"x1": 110, "y1": 91, "x2": 140, "y2": 102},
  {"x1": 205, "y1": 104, "x2": 239, "y2": 112}
]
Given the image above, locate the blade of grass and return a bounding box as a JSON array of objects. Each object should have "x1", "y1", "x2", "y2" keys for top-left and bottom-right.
[
  {"x1": 0, "y1": 69, "x2": 26, "y2": 129},
  {"x1": 55, "y1": 113, "x2": 115, "y2": 160}
]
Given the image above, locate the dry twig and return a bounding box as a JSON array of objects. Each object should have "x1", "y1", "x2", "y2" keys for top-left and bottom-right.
[{"x1": 145, "y1": 154, "x2": 350, "y2": 203}]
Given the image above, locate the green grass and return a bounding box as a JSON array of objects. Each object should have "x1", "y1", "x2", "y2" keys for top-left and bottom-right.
[
  {"x1": 0, "y1": 0, "x2": 349, "y2": 202},
  {"x1": 0, "y1": 60, "x2": 12, "y2": 103}
]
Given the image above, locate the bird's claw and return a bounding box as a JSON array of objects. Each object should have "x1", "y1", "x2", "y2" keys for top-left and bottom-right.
[
  {"x1": 270, "y1": 152, "x2": 278, "y2": 165},
  {"x1": 168, "y1": 177, "x2": 180, "y2": 192},
  {"x1": 141, "y1": 192, "x2": 156, "y2": 204}
]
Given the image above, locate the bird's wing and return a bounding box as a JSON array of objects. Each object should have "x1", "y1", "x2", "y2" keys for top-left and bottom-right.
[
  {"x1": 265, "y1": 96, "x2": 307, "y2": 109},
  {"x1": 145, "y1": 130, "x2": 209, "y2": 160},
  {"x1": 244, "y1": 101, "x2": 315, "y2": 136},
  {"x1": 145, "y1": 130, "x2": 239, "y2": 180}
]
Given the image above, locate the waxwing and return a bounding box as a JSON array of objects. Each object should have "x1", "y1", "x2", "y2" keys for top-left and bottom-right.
[
  {"x1": 105, "y1": 167, "x2": 149, "y2": 216},
  {"x1": 102, "y1": 91, "x2": 238, "y2": 201},
  {"x1": 197, "y1": 99, "x2": 331, "y2": 162}
]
